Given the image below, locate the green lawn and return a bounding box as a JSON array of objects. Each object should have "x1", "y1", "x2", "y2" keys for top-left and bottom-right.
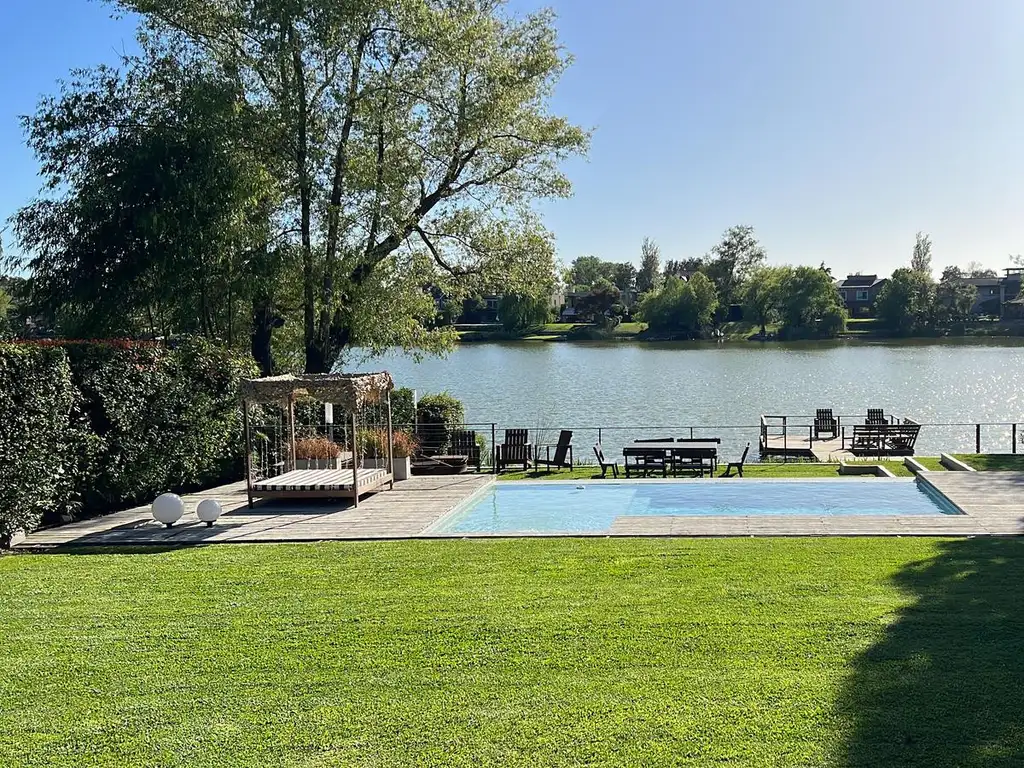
[
  {"x1": 915, "y1": 456, "x2": 947, "y2": 471},
  {"x1": 501, "y1": 460, "x2": 913, "y2": 480},
  {"x1": 954, "y1": 453, "x2": 1024, "y2": 471},
  {"x1": 3, "y1": 539, "x2": 1024, "y2": 766}
]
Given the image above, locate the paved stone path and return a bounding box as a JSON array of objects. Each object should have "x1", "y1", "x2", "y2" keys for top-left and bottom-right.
[{"x1": 13, "y1": 472, "x2": 1023, "y2": 547}]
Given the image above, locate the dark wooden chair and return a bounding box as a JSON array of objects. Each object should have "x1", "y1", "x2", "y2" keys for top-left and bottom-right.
[
  {"x1": 721, "y1": 442, "x2": 750, "y2": 477},
  {"x1": 496, "y1": 429, "x2": 532, "y2": 472},
  {"x1": 814, "y1": 408, "x2": 837, "y2": 439},
  {"x1": 850, "y1": 425, "x2": 885, "y2": 455},
  {"x1": 888, "y1": 419, "x2": 921, "y2": 454},
  {"x1": 866, "y1": 408, "x2": 887, "y2": 425},
  {"x1": 593, "y1": 444, "x2": 620, "y2": 478},
  {"x1": 535, "y1": 430, "x2": 573, "y2": 473},
  {"x1": 449, "y1": 429, "x2": 481, "y2": 471}
]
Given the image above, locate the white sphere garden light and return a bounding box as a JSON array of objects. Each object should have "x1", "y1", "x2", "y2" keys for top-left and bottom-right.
[
  {"x1": 151, "y1": 493, "x2": 185, "y2": 528},
  {"x1": 196, "y1": 499, "x2": 223, "y2": 527}
]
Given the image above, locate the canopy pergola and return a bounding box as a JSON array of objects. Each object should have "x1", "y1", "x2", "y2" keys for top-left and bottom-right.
[{"x1": 240, "y1": 372, "x2": 395, "y2": 507}]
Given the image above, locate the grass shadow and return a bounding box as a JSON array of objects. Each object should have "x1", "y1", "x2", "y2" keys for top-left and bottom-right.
[{"x1": 837, "y1": 537, "x2": 1024, "y2": 766}]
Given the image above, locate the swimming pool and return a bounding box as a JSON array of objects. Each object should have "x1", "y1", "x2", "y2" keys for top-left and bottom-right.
[{"x1": 431, "y1": 479, "x2": 961, "y2": 534}]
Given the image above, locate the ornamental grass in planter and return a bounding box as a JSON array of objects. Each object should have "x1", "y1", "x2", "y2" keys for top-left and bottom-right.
[{"x1": 293, "y1": 436, "x2": 345, "y2": 470}]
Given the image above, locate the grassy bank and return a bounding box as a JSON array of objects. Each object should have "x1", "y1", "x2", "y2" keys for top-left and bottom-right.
[{"x1": 3, "y1": 538, "x2": 1023, "y2": 766}]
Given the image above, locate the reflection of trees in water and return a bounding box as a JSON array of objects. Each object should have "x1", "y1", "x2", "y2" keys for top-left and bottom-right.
[{"x1": 836, "y1": 538, "x2": 1024, "y2": 767}]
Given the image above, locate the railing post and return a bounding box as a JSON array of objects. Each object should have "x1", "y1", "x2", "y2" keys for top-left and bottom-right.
[
  {"x1": 598, "y1": 427, "x2": 603, "y2": 446},
  {"x1": 1014, "y1": 423, "x2": 1018, "y2": 454},
  {"x1": 783, "y1": 416, "x2": 787, "y2": 462},
  {"x1": 690, "y1": 426, "x2": 694, "y2": 439},
  {"x1": 491, "y1": 422, "x2": 497, "y2": 474},
  {"x1": 976, "y1": 423, "x2": 981, "y2": 454}
]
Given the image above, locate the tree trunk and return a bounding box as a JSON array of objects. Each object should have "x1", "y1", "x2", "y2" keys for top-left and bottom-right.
[{"x1": 251, "y1": 299, "x2": 276, "y2": 376}]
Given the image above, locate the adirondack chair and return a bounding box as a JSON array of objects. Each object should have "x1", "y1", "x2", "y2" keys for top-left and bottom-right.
[
  {"x1": 888, "y1": 419, "x2": 921, "y2": 454},
  {"x1": 496, "y1": 429, "x2": 532, "y2": 472},
  {"x1": 722, "y1": 443, "x2": 751, "y2": 477},
  {"x1": 866, "y1": 408, "x2": 887, "y2": 425},
  {"x1": 814, "y1": 408, "x2": 838, "y2": 439},
  {"x1": 449, "y1": 429, "x2": 482, "y2": 471},
  {"x1": 535, "y1": 430, "x2": 573, "y2": 473},
  {"x1": 593, "y1": 444, "x2": 620, "y2": 478}
]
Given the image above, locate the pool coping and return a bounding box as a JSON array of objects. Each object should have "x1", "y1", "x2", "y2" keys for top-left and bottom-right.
[{"x1": 424, "y1": 476, "x2": 1000, "y2": 538}]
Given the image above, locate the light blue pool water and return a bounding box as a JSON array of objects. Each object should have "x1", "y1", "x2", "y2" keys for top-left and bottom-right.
[{"x1": 433, "y1": 480, "x2": 960, "y2": 534}]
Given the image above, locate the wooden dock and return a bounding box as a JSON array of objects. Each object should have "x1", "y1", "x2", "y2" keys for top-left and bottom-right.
[{"x1": 760, "y1": 434, "x2": 854, "y2": 462}]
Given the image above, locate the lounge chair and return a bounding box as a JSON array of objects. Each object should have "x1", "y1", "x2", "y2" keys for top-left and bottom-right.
[
  {"x1": 496, "y1": 429, "x2": 532, "y2": 472},
  {"x1": 721, "y1": 443, "x2": 750, "y2": 477},
  {"x1": 866, "y1": 408, "x2": 887, "y2": 425},
  {"x1": 535, "y1": 430, "x2": 573, "y2": 473},
  {"x1": 449, "y1": 429, "x2": 482, "y2": 471},
  {"x1": 814, "y1": 409, "x2": 837, "y2": 439},
  {"x1": 593, "y1": 444, "x2": 620, "y2": 478}
]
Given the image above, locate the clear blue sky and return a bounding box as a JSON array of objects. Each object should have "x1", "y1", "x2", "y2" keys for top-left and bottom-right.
[{"x1": 3, "y1": 0, "x2": 1024, "y2": 277}]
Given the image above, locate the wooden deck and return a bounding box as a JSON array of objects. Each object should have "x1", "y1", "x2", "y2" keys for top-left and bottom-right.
[
  {"x1": 761, "y1": 434, "x2": 854, "y2": 462},
  {"x1": 15, "y1": 474, "x2": 494, "y2": 547}
]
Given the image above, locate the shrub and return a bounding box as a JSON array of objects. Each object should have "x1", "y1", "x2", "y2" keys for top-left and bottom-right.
[
  {"x1": 64, "y1": 337, "x2": 256, "y2": 512},
  {"x1": 416, "y1": 393, "x2": 465, "y2": 454},
  {"x1": 391, "y1": 387, "x2": 416, "y2": 429},
  {"x1": 294, "y1": 436, "x2": 343, "y2": 460},
  {"x1": 0, "y1": 346, "x2": 77, "y2": 541},
  {"x1": 0, "y1": 338, "x2": 257, "y2": 537}
]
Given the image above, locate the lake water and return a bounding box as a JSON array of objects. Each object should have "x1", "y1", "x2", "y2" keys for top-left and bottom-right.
[{"x1": 354, "y1": 339, "x2": 1024, "y2": 459}]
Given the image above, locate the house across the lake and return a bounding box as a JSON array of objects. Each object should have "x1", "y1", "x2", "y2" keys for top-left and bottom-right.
[
  {"x1": 962, "y1": 268, "x2": 1023, "y2": 317},
  {"x1": 836, "y1": 274, "x2": 887, "y2": 317}
]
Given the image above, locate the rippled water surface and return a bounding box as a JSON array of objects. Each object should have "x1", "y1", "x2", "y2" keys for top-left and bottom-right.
[{"x1": 354, "y1": 339, "x2": 1024, "y2": 457}]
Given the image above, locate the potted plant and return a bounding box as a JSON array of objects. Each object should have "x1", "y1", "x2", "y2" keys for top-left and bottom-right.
[
  {"x1": 358, "y1": 429, "x2": 418, "y2": 480},
  {"x1": 392, "y1": 430, "x2": 418, "y2": 481},
  {"x1": 294, "y1": 436, "x2": 344, "y2": 470}
]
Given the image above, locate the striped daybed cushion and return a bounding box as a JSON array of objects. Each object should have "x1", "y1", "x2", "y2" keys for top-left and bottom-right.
[{"x1": 252, "y1": 468, "x2": 388, "y2": 492}]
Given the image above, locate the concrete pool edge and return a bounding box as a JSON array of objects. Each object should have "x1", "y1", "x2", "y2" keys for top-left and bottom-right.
[{"x1": 424, "y1": 476, "x2": 1011, "y2": 538}]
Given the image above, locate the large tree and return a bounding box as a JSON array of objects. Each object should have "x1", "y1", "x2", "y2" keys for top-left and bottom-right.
[
  {"x1": 702, "y1": 225, "x2": 766, "y2": 310},
  {"x1": 636, "y1": 273, "x2": 718, "y2": 337},
  {"x1": 636, "y1": 237, "x2": 662, "y2": 295},
  {"x1": 741, "y1": 266, "x2": 786, "y2": 335},
  {"x1": 933, "y1": 266, "x2": 977, "y2": 325},
  {"x1": 10, "y1": 60, "x2": 287, "y2": 370},
  {"x1": 911, "y1": 231, "x2": 933, "y2": 276},
  {"x1": 875, "y1": 267, "x2": 936, "y2": 334},
  {"x1": 777, "y1": 266, "x2": 846, "y2": 338},
  {"x1": 109, "y1": 0, "x2": 588, "y2": 372}
]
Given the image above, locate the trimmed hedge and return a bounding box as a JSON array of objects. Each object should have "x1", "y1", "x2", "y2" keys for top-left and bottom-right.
[
  {"x1": 0, "y1": 346, "x2": 77, "y2": 541},
  {"x1": 415, "y1": 393, "x2": 466, "y2": 455},
  {"x1": 0, "y1": 338, "x2": 255, "y2": 541}
]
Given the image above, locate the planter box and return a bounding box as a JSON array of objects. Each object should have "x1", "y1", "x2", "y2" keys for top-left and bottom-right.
[
  {"x1": 295, "y1": 458, "x2": 342, "y2": 471},
  {"x1": 393, "y1": 456, "x2": 411, "y2": 481}
]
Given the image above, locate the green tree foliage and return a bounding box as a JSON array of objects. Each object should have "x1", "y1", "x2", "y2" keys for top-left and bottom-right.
[
  {"x1": 636, "y1": 273, "x2": 718, "y2": 337},
  {"x1": 875, "y1": 267, "x2": 936, "y2": 335},
  {"x1": 11, "y1": 60, "x2": 287, "y2": 372},
  {"x1": 911, "y1": 232, "x2": 933, "y2": 276},
  {"x1": 611, "y1": 263, "x2": 637, "y2": 299},
  {"x1": 740, "y1": 266, "x2": 787, "y2": 334},
  {"x1": 14, "y1": 1, "x2": 586, "y2": 373},
  {"x1": 498, "y1": 293, "x2": 550, "y2": 333},
  {"x1": 636, "y1": 237, "x2": 663, "y2": 295},
  {"x1": 105, "y1": 0, "x2": 589, "y2": 372},
  {"x1": 933, "y1": 266, "x2": 978, "y2": 325},
  {"x1": 663, "y1": 257, "x2": 704, "y2": 280},
  {"x1": 702, "y1": 225, "x2": 766, "y2": 309},
  {"x1": 575, "y1": 278, "x2": 623, "y2": 327},
  {"x1": 777, "y1": 266, "x2": 847, "y2": 338},
  {"x1": 965, "y1": 261, "x2": 997, "y2": 279},
  {"x1": 568, "y1": 256, "x2": 614, "y2": 288},
  {"x1": 415, "y1": 392, "x2": 465, "y2": 454}
]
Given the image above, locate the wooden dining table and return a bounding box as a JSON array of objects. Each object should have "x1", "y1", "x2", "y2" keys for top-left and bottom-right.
[{"x1": 623, "y1": 440, "x2": 721, "y2": 478}]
